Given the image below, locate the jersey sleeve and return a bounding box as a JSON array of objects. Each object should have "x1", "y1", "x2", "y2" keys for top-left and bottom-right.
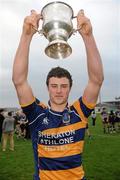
[
  {"x1": 79, "y1": 96, "x2": 96, "y2": 117},
  {"x1": 72, "y1": 96, "x2": 96, "y2": 123},
  {"x1": 20, "y1": 98, "x2": 45, "y2": 130}
]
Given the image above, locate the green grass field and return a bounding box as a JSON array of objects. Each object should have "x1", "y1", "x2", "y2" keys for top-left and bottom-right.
[{"x1": 0, "y1": 114, "x2": 120, "y2": 180}]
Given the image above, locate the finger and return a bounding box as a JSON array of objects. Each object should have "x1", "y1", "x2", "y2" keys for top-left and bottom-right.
[
  {"x1": 31, "y1": 9, "x2": 37, "y2": 14},
  {"x1": 31, "y1": 10, "x2": 42, "y2": 20},
  {"x1": 79, "y1": 9, "x2": 85, "y2": 16},
  {"x1": 37, "y1": 13, "x2": 42, "y2": 20}
]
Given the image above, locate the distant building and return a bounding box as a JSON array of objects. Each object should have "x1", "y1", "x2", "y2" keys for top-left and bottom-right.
[
  {"x1": 0, "y1": 107, "x2": 19, "y2": 113},
  {"x1": 96, "y1": 100, "x2": 120, "y2": 112}
]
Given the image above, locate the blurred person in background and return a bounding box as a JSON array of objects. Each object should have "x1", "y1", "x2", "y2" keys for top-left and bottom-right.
[
  {"x1": 101, "y1": 107, "x2": 109, "y2": 133},
  {"x1": 0, "y1": 109, "x2": 5, "y2": 143},
  {"x1": 108, "y1": 110, "x2": 116, "y2": 133},
  {"x1": 114, "y1": 110, "x2": 120, "y2": 132},
  {"x1": 91, "y1": 109, "x2": 97, "y2": 126},
  {"x1": 2, "y1": 111, "x2": 15, "y2": 151}
]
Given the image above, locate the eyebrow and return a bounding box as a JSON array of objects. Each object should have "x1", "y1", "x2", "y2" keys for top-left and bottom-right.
[{"x1": 50, "y1": 83, "x2": 69, "y2": 86}]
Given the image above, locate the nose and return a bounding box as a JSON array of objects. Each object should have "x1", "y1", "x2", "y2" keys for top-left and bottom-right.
[{"x1": 56, "y1": 86, "x2": 62, "y2": 93}]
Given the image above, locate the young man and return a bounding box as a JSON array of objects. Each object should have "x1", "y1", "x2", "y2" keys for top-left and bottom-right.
[{"x1": 12, "y1": 9, "x2": 104, "y2": 180}]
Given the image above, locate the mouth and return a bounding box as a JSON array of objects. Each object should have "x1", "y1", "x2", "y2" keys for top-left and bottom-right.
[{"x1": 55, "y1": 95, "x2": 64, "y2": 98}]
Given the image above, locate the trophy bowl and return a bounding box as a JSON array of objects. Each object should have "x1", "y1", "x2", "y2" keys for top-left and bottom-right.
[{"x1": 41, "y1": 1, "x2": 74, "y2": 59}]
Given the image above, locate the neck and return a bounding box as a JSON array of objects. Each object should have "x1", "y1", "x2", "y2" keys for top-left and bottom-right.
[{"x1": 49, "y1": 101, "x2": 68, "y2": 112}]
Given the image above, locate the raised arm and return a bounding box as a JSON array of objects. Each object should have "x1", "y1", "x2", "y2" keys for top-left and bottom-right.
[
  {"x1": 77, "y1": 10, "x2": 104, "y2": 104},
  {"x1": 12, "y1": 10, "x2": 41, "y2": 105}
]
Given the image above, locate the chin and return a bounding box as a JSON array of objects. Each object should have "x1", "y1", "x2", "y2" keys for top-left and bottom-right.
[{"x1": 55, "y1": 100, "x2": 67, "y2": 105}]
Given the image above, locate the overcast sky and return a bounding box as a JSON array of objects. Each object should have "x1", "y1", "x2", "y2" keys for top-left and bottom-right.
[{"x1": 0, "y1": 0, "x2": 120, "y2": 108}]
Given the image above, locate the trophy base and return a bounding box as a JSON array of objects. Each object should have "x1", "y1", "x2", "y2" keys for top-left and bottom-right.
[{"x1": 45, "y1": 40, "x2": 72, "y2": 59}]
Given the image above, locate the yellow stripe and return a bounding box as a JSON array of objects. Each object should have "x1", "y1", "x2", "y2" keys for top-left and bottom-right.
[
  {"x1": 38, "y1": 141, "x2": 84, "y2": 158},
  {"x1": 39, "y1": 166, "x2": 85, "y2": 180},
  {"x1": 39, "y1": 102, "x2": 47, "y2": 108},
  {"x1": 42, "y1": 121, "x2": 86, "y2": 134},
  {"x1": 82, "y1": 97, "x2": 96, "y2": 109},
  {"x1": 20, "y1": 97, "x2": 35, "y2": 107},
  {"x1": 73, "y1": 100, "x2": 88, "y2": 123}
]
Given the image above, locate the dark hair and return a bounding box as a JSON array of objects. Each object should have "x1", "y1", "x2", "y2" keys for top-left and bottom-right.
[
  {"x1": 102, "y1": 107, "x2": 106, "y2": 111},
  {"x1": 8, "y1": 111, "x2": 13, "y2": 116},
  {"x1": 46, "y1": 66, "x2": 73, "y2": 88},
  {"x1": 110, "y1": 110, "x2": 114, "y2": 114},
  {"x1": 0, "y1": 109, "x2": 4, "y2": 113}
]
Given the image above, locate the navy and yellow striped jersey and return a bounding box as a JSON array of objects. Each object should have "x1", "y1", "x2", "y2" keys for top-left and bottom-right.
[{"x1": 21, "y1": 97, "x2": 95, "y2": 180}]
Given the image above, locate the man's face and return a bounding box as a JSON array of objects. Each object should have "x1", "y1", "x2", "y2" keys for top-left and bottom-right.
[{"x1": 47, "y1": 77, "x2": 71, "y2": 106}]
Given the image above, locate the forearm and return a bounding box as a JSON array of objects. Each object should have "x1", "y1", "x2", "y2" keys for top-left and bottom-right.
[
  {"x1": 12, "y1": 34, "x2": 32, "y2": 85},
  {"x1": 83, "y1": 34, "x2": 104, "y2": 85}
]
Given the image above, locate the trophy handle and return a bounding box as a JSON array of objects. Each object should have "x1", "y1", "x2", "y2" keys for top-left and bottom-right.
[
  {"x1": 32, "y1": 15, "x2": 43, "y2": 35},
  {"x1": 72, "y1": 28, "x2": 82, "y2": 35},
  {"x1": 32, "y1": 16, "x2": 81, "y2": 35},
  {"x1": 32, "y1": 26, "x2": 43, "y2": 35},
  {"x1": 72, "y1": 15, "x2": 82, "y2": 35}
]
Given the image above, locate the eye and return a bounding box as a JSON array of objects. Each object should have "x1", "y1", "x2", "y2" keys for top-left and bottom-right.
[
  {"x1": 51, "y1": 84, "x2": 57, "y2": 88},
  {"x1": 61, "y1": 84, "x2": 69, "y2": 88}
]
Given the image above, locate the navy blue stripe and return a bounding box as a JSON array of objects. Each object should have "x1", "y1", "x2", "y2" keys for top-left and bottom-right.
[
  {"x1": 79, "y1": 97, "x2": 93, "y2": 117},
  {"x1": 22, "y1": 101, "x2": 44, "y2": 125},
  {"x1": 39, "y1": 154, "x2": 82, "y2": 170},
  {"x1": 82, "y1": 177, "x2": 87, "y2": 180},
  {"x1": 75, "y1": 128, "x2": 86, "y2": 141},
  {"x1": 70, "y1": 110, "x2": 82, "y2": 124},
  {"x1": 45, "y1": 109, "x2": 82, "y2": 129},
  {"x1": 38, "y1": 128, "x2": 86, "y2": 145}
]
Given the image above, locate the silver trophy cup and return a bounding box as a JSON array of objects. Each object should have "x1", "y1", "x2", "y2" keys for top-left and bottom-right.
[{"x1": 40, "y1": 1, "x2": 74, "y2": 59}]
